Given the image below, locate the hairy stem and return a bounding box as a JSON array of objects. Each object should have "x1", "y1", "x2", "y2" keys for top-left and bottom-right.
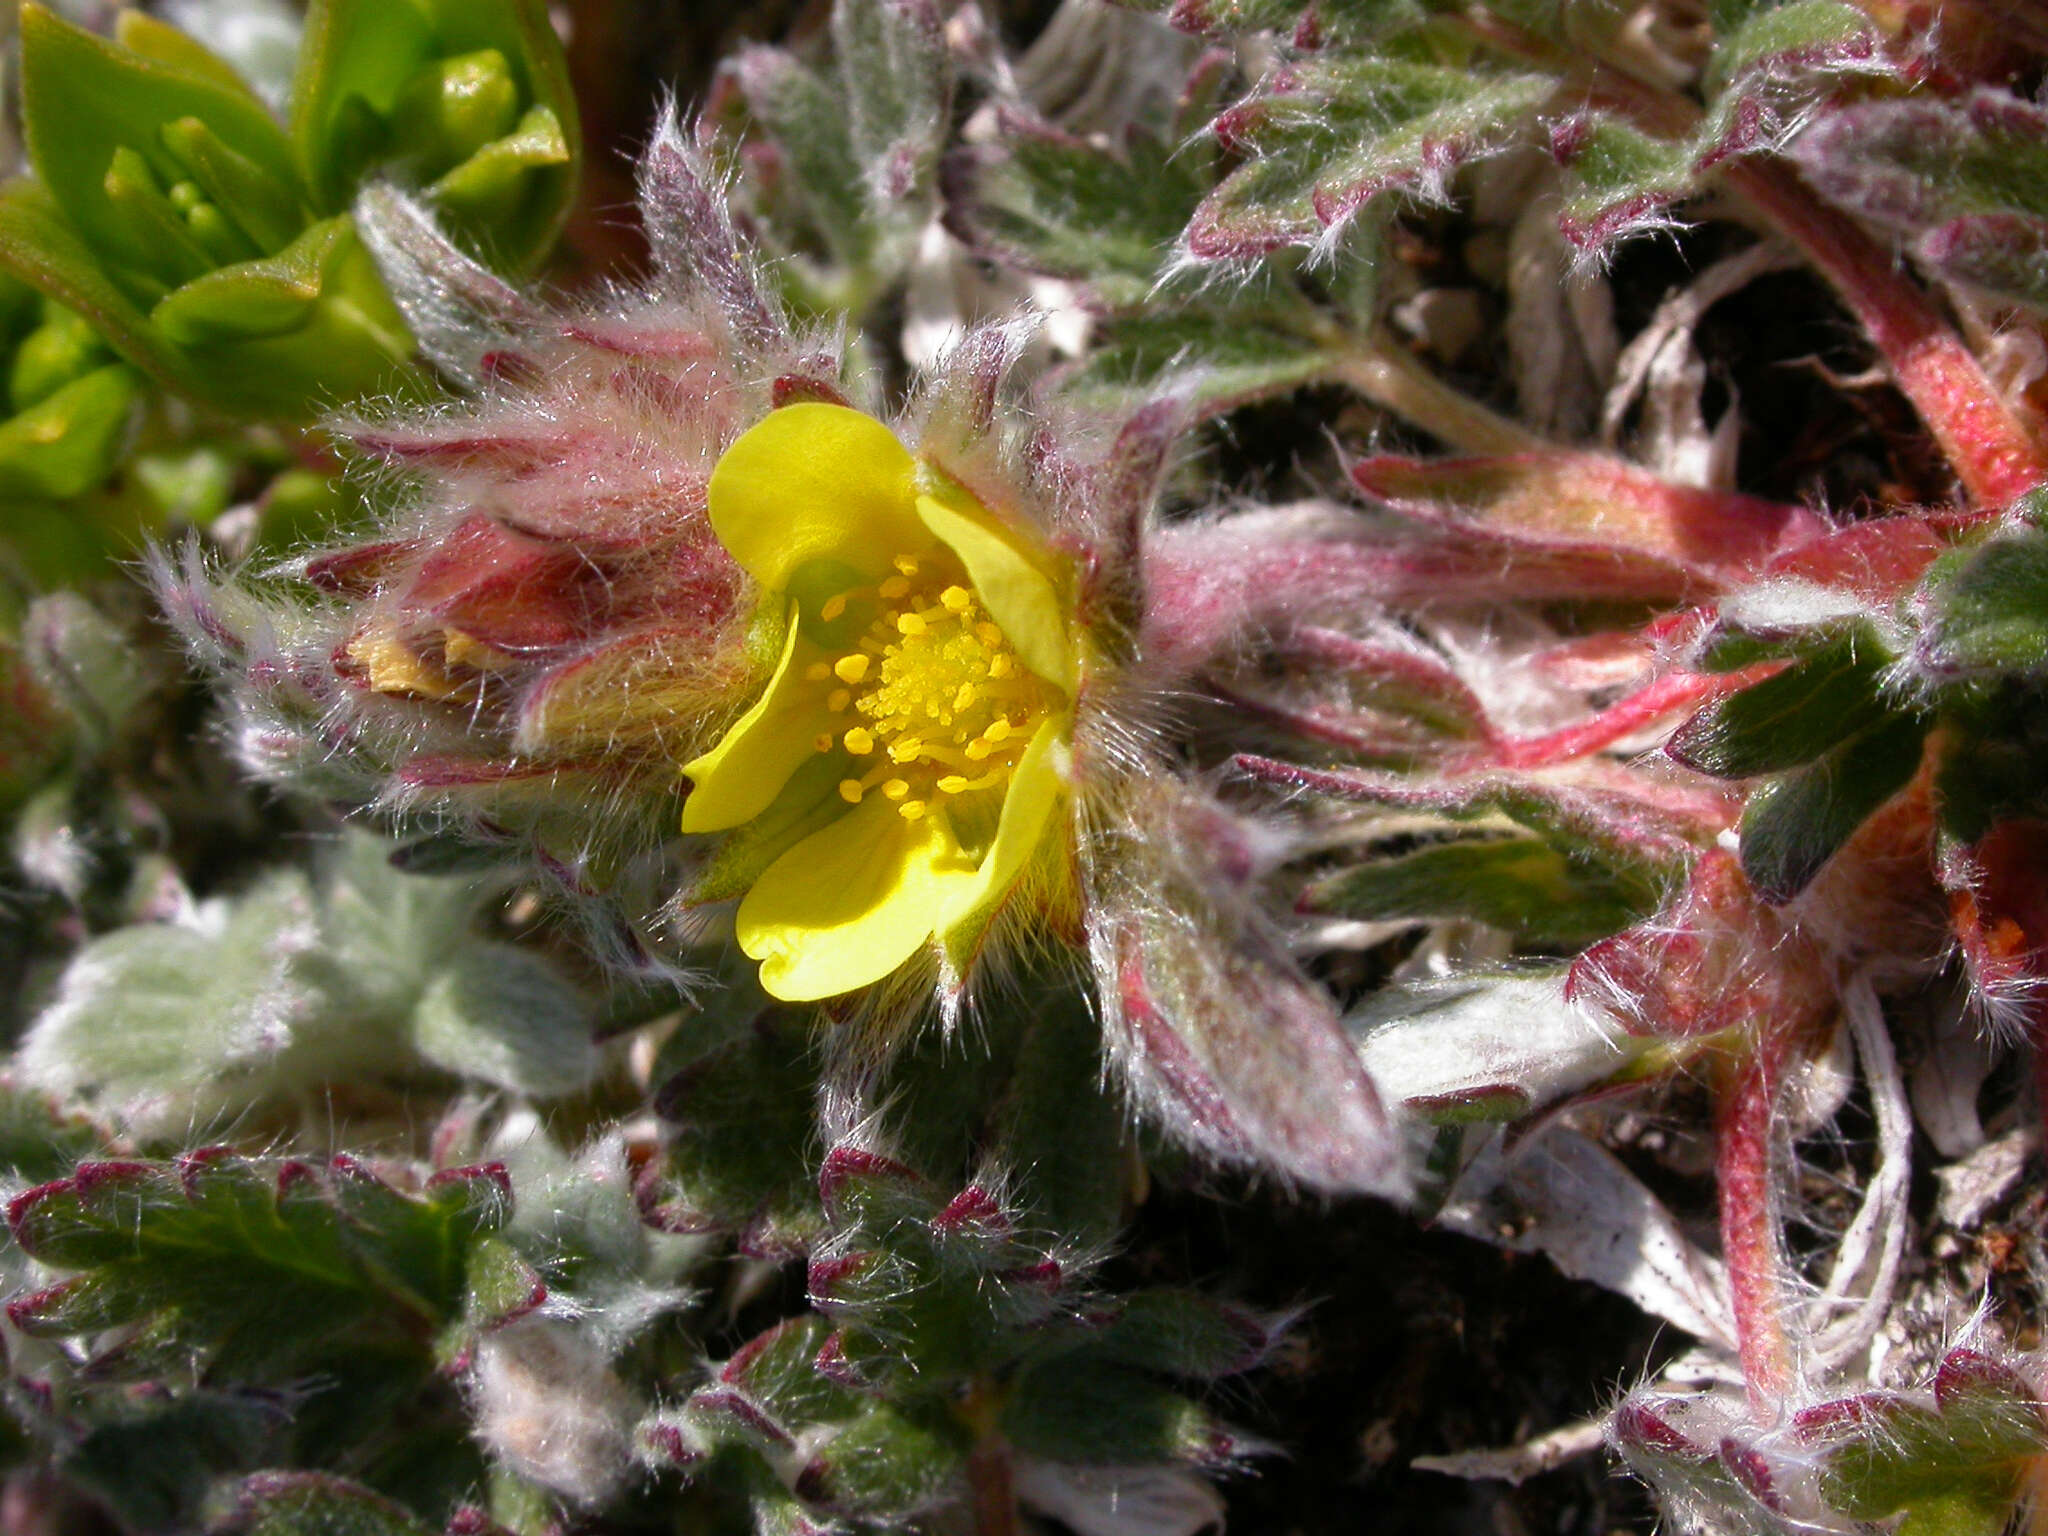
[
  {"x1": 1726, "y1": 160, "x2": 2048, "y2": 508},
  {"x1": 1329, "y1": 338, "x2": 1547, "y2": 456},
  {"x1": 1716, "y1": 1029, "x2": 1795, "y2": 1417}
]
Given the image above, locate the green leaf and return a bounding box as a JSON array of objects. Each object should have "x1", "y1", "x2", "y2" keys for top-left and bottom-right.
[
  {"x1": 428, "y1": 105, "x2": 572, "y2": 245},
  {"x1": 0, "y1": 180, "x2": 180, "y2": 390},
  {"x1": 1932, "y1": 685, "x2": 2048, "y2": 844},
  {"x1": 988, "y1": 973, "x2": 1129, "y2": 1249},
  {"x1": 293, "y1": 0, "x2": 578, "y2": 270},
  {"x1": 648, "y1": 1017, "x2": 822, "y2": 1250},
  {"x1": 1553, "y1": 114, "x2": 1695, "y2": 249},
  {"x1": 1142, "y1": 0, "x2": 1426, "y2": 45},
  {"x1": 0, "y1": 1083, "x2": 107, "y2": 1184},
  {"x1": 160, "y1": 115, "x2": 310, "y2": 255},
  {"x1": 0, "y1": 362, "x2": 141, "y2": 499},
  {"x1": 1705, "y1": 0, "x2": 1881, "y2": 96},
  {"x1": 22, "y1": 590, "x2": 160, "y2": 746},
  {"x1": 18, "y1": 867, "x2": 329, "y2": 1121},
  {"x1": 1739, "y1": 710, "x2": 1928, "y2": 901},
  {"x1": 211, "y1": 1471, "x2": 437, "y2": 1536},
  {"x1": 797, "y1": 1401, "x2": 967, "y2": 1519},
  {"x1": 1188, "y1": 60, "x2": 1550, "y2": 257},
  {"x1": 942, "y1": 119, "x2": 1212, "y2": 307},
  {"x1": 408, "y1": 940, "x2": 597, "y2": 1098},
  {"x1": 1666, "y1": 627, "x2": 1896, "y2": 777},
  {"x1": 1095, "y1": 1290, "x2": 1269, "y2": 1380},
  {"x1": 20, "y1": 4, "x2": 300, "y2": 295},
  {"x1": 1301, "y1": 834, "x2": 1653, "y2": 945},
  {"x1": 1060, "y1": 303, "x2": 1336, "y2": 417},
  {"x1": 1823, "y1": 1399, "x2": 2039, "y2": 1520},
  {"x1": 113, "y1": 11, "x2": 260, "y2": 96},
  {"x1": 389, "y1": 50, "x2": 522, "y2": 172},
  {"x1": 64, "y1": 1395, "x2": 287, "y2": 1534},
  {"x1": 832, "y1": 0, "x2": 948, "y2": 195},
  {"x1": 11, "y1": 301, "x2": 114, "y2": 410},
  {"x1": 7, "y1": 1154, "x2": 508, "y2": 1380},
  {"x1": 1895, "y1": 1488, "x2": 2015, "y2": 1536},
  {"x1": 717, "y1": 1315, "x2": 863, "y2": 1430},
  {"x1": 735, "y1": 48, "x2": 872, "y2": 269},
  {"x1": 1001, "y1": 1361, "x2": 1217, "y2": 1466}
]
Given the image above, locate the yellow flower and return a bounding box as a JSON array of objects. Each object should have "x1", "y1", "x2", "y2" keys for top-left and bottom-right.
[{"x1": 681, "y1": 402, "x2": 1076, "y2": 1002}]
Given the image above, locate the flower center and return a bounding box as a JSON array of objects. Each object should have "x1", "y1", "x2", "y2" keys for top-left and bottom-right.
[{"x1": 804, "y1": 553, "x2": 1050, "y2": 822}]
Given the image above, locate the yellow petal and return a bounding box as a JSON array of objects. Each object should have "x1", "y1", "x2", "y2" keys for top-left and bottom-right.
[
  {"x1": 939, "y1": 717, "x2": 1071, "y2": 941},
  {"x1": 736, "y1": 796, "x2": 957, "y2": 1001},
  {"x1": 708, "y1": 403, "x2": 931, "y2": 591},
  {"x1": 914, "y1": 476, "x2": 1074, "y2": 693},
  {"x1": 681, "y1": 606, "x2": 827, "y2": 833}
]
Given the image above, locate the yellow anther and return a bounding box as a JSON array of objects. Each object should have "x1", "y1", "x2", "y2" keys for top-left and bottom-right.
[
  {"x1": 984, "y1": 718, "x2": 1012, "y2": 743},
  {"x1": 879, "y1": 575, "x2": 911, "y2": 600},
  {"x1": 828, "y1": 688, "x2": 852, "y2": 712},
  {"x1": 805, "y1": 662, "x2": 832, "y2": 682},
  {"x1": 899, "y1": 800, "x2": 927, "y2": 821},
  {"x1": 897, "y1": 612, "x2": 927, "y2": 637},
  {"x1": 892, "y1": 554, "x2": 922, "y2": 576},
  {"x1": 965, "y1": 738, "x2": 993, "y2": 761},
  {"x1": 838, "y1": 779, "x2": 864, "y2": 804},
  {"x1": 882, "y1": 778, "x2": 910, "y2": 800},
  {"x1": 937, "y1": 775, "x2": 968, "y2": 794},
  {"x1": 843, "y1": 727, "x2": 876, "y2": 755},
  {"x1": 813, "y1": 733, "x2": 835, "y2": 753},
  {"x1": 833, "y1": 654, "x2": 871, "y2": 684},
  {"x1": 953, "y1": 683, "x2": 978, "y2": 712},
  {"x1": 976, "y1": 623, "x2": 1003, "y2": 645},
  {"x1": 889, "y1": 740, "x2": 922, "y2": 763},
  {"x1": 940, "y1": 586, "x2": 972, "y2": 614},
  {"x1": 989, "y1": 654, "x2": 1014, "y2": 679},
  {"x1": 820, "y1": 593, "x2": 849, "y2": 622}
]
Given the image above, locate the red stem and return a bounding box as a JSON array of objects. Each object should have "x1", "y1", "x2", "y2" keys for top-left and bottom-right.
[
  {"x1": 967, "y1": 1431, "x2": 1018, "y2": 1536},
  {"x1": 1459, "y1": 663, "x2": 1784, "y2": 771},
  {"x1": 1726, "y1": 160, "x2": 2048, "y2": 509},
  {"x1": 1716, "y1": 1030, "x2": 1796, "y2": 1418}
]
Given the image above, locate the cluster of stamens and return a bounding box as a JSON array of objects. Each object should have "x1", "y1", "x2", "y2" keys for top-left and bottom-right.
[{"x1": 804, "y1": 553, "x2": 1045, "y2": 822}]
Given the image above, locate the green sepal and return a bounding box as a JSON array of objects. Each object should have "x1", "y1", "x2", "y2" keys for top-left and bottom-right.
[
  {"x1": 1301, "y1": 834, "x2": 1654, "y2": 945},
  {"x1": 1667, "y1": 626, "x2": 1895, "y2": 777},
  {"x1": 1917, "y1": 526, "x2": 2048, "y2": 684},
  {"x1": 1738, "y1": 709, "x2": 1928, "y2": 901}
]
